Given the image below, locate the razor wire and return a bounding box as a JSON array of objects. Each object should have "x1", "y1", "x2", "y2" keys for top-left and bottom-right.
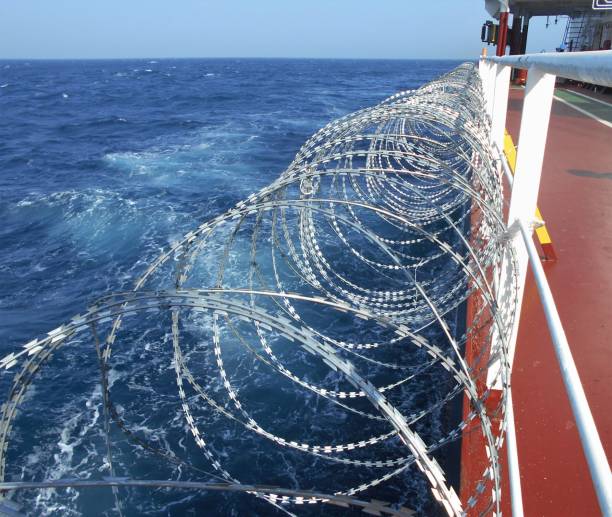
[{"x1": 0, "y1": 63, "x2": 518, "y2": 516}]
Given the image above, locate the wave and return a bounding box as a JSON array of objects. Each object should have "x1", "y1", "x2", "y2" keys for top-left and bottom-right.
[{"x1": 12, "y1": 189, "x2": 148, "y2": 257}]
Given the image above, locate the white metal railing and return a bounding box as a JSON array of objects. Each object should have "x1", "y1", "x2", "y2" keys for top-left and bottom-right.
[
  {"x1": 480, "y1": 51, "x2": 612, "y2": 517},
  {"x1": 488, "y1": 50, "x2": 612, "y2": 87},
  {"x1": 518, "y1": 218, "x2": 612, "y2": 516}
]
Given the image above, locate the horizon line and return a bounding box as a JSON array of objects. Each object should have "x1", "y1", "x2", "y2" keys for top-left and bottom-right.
[{"x1": 0, "y1": 55, "x2": 476, "y2": 62}]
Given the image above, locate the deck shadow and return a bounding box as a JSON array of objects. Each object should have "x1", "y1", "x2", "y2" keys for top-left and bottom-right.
[{"x1": 567, "y1": 169, "x2": 612, "y2": 180}]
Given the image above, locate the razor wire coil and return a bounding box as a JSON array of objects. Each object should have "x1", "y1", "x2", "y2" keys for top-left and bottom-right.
[{"x1": 0, "y1": 63, "x2": 518, "y2": 516}]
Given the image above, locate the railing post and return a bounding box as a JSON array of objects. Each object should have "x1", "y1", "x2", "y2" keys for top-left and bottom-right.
[
  {"x1": 488, "y1": 67, "x2": 556, "y2": 386},
  {"x1": 487, "y1": 62, "x2": 497, "y2": 119},
  {"x1": 504, "y1": 68, "x2": 556, "y2": 366},
  {"x1": 490, "y1": 64, "x2": 511, "y2": 151},
  {"x1": 479, "y1": 59, "x2": 497, "y2": 120},
  {"x1": 478, "y1": 58, "x2": 494, "y2": 118}
]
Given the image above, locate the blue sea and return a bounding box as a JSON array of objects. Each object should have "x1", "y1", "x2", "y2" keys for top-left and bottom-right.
[{"x1": 0, "y1": 58, "x2": 463, "y2": 516}]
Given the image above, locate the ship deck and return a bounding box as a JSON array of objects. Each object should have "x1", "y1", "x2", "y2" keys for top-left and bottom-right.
[{"x1": 461, "y1": 84, "x2": 612, "y2": 516}]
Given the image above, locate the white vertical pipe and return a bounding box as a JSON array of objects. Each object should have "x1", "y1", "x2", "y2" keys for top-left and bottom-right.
[
  {"x1": 479, "y1": 59, "x2": 493, "y2": 117},
  {"x1": 487, "y1": 62, "x2": 497, "y2": 119},
  {"x1": 506, "y1": 389, "x2": 525, "y2": 517},
  {"x1": 478, "y1": 56, "x2": 488, "y2": 81},
  {"x1": 490, "y1": 64, "x2": 511, "y2": 150},
  {"x1": 518, "y1": 220, "x2": 612, "y2": 517},
  {"x1": 489, "y1": 67, "x2": 525, "y2": 516}
]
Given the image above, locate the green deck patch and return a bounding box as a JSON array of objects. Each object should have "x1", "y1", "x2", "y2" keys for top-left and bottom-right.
[{"x1": 555, "y1": 88, "x2": 612, "y2": 124}]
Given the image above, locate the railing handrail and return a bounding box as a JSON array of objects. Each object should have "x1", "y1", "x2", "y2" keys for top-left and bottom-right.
[
  {"x1": 516, "y1": 218, "x2": 612, "y2": 516},
  {"x1": 485, "y1": 50, "x2": 612, "y2": 87}
]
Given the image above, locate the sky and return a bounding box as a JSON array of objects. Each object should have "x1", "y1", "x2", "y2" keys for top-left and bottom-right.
[{"x1": 0, "y1": 0, "x2": 567, "y2": 60}]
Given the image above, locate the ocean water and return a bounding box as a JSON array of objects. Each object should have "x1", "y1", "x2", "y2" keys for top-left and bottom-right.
[{"x1": 0, "y1": 58, "x2": 464, "y2": 516}]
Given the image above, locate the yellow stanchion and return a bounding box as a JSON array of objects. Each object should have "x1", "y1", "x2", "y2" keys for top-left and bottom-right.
[{"x1": 504, "y1": 130, "x2": 557, "y2": 261}]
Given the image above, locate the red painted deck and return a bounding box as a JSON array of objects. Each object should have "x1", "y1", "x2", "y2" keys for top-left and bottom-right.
[{"x1": 461, "y1": 86, "x2": 612, "y2": 516}]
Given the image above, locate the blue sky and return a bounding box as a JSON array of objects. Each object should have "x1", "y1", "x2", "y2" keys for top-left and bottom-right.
[{"x1": 0, "y1": 0, "x2": 566, "y2": 59}]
